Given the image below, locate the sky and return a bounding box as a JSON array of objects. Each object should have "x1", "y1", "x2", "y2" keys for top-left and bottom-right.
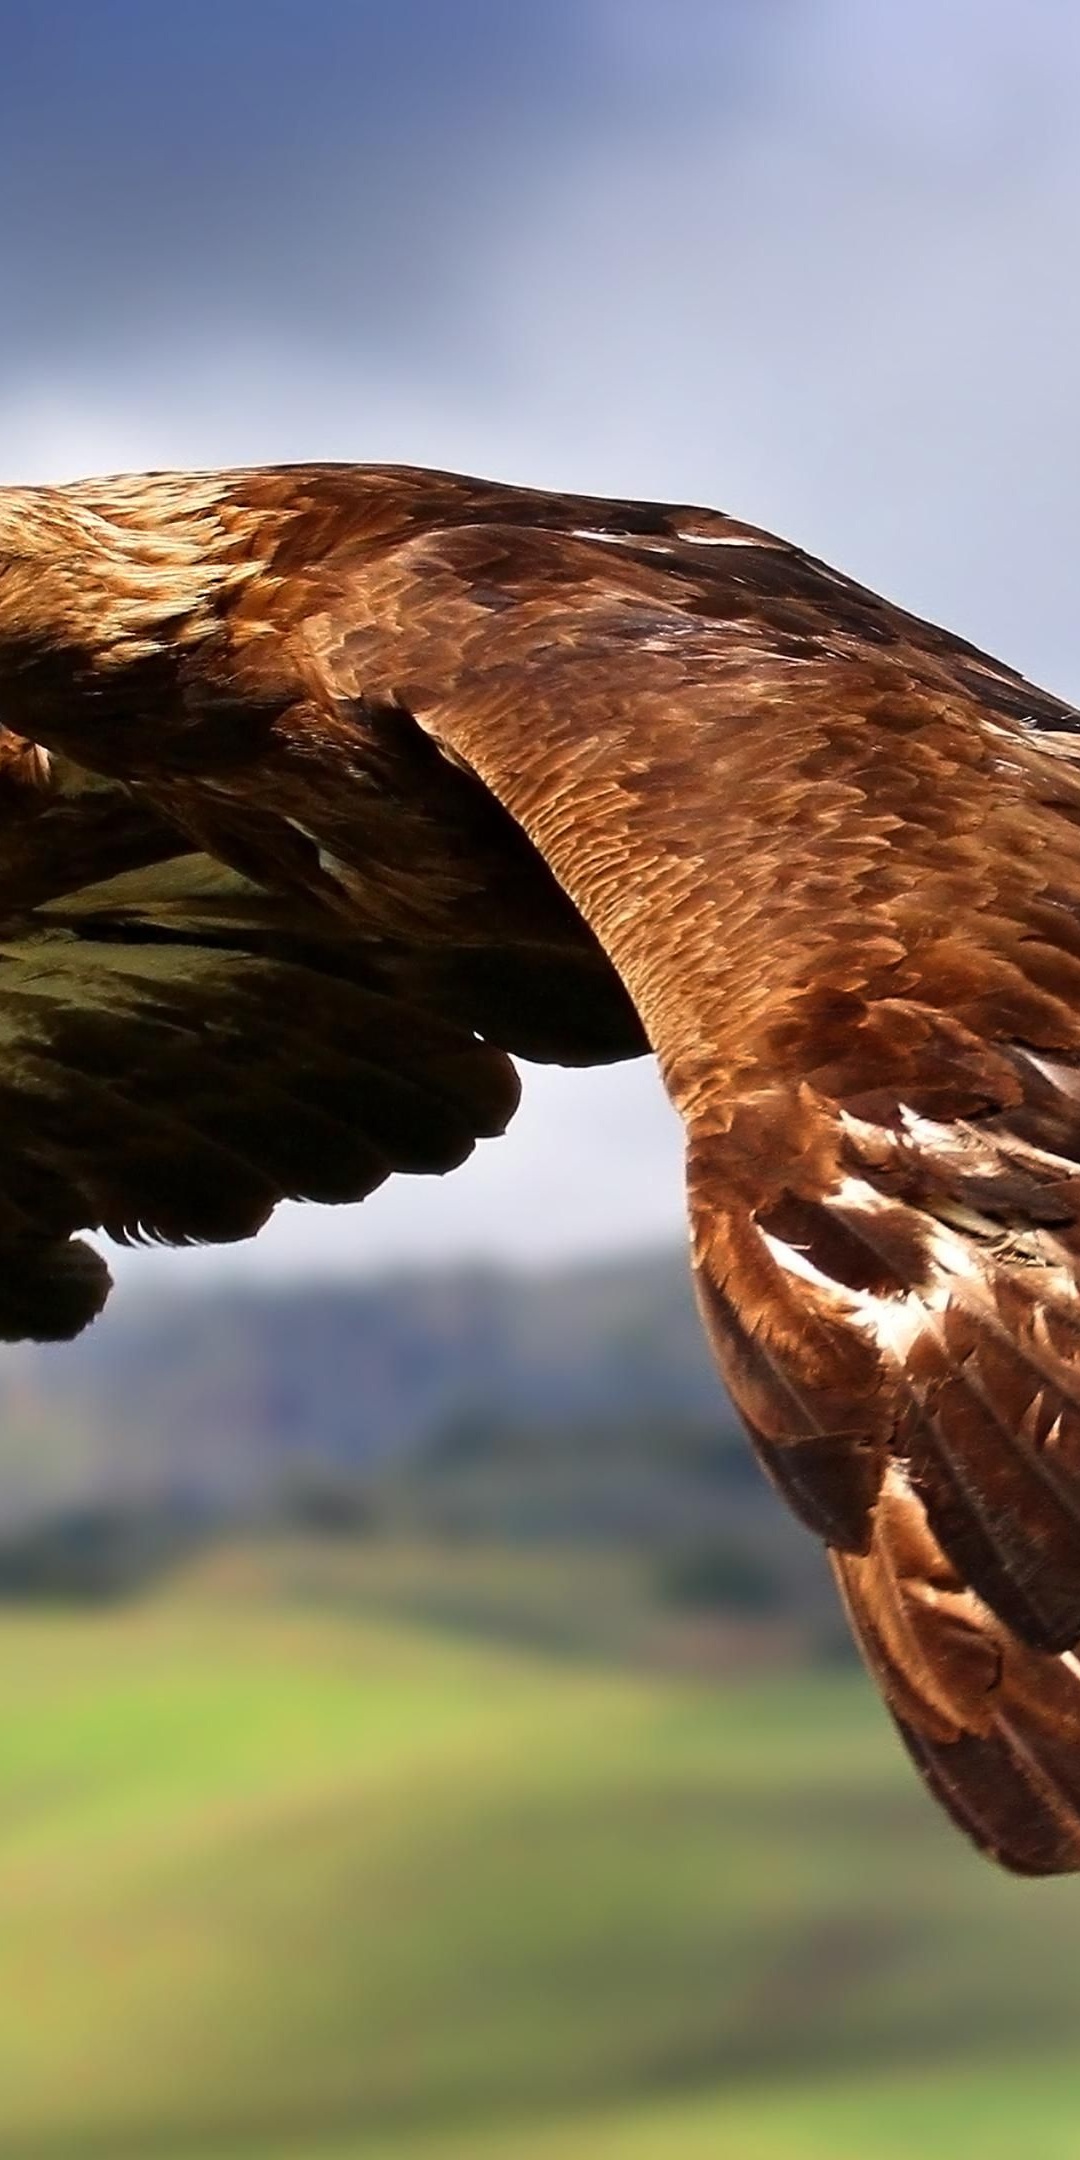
[{"x1": 2, "y1": 0, "x2": 1080, "y2": 1287}]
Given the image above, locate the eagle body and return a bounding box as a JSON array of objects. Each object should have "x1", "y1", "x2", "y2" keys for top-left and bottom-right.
[{"x1": 4, "y1": 461, "x2": 1080, "y2": 1872}]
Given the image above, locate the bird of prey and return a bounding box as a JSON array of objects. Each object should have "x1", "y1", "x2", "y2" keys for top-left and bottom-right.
[{"x1": 3, "y1": 462, "x2": 1080, "y2": 1873}]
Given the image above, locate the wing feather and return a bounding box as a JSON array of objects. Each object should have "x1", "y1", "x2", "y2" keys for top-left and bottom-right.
[
  {"x1": 273, "y1": 485, "x2": 1080, "y2": 1874},
  {"x1": 0, "y1": 743, "x2": 521, "y2": 1337},
  {"x1": 9, "y1": 463, "x2": 1080, "y2": 1869}
]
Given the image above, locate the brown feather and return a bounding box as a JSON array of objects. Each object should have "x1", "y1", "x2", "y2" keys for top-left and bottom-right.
[{"x1": 6, "y1": 460, "x2": 1080, "y2": 1869}]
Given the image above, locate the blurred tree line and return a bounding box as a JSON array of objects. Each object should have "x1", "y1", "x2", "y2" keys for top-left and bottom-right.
[{"x1": 0, "y1": 1248, "x2": 840, "y2": 1653}]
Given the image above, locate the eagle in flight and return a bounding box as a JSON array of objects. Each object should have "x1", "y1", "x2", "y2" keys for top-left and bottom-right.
[{"x1": 3, "y1": 462, "x2": 1080, "y2": 1874}]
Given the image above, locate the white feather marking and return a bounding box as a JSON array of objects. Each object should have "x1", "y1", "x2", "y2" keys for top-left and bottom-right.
[
  {"x1": 898, "y1": 1101, "x2": 1080, "y2": 1196},
  {"x1": 673, "y1": 530, "x2": 758, "y2": 547},
  {"x1": 882, "y1": 1458, "x2": 917, "y2": 1504},
  {"x1": 759, "y1": 1229, "x2": 835, "y2": 1292},
  {"x1": 759, "y1": 1228, "x2": 926, "y2": 1358},
  {"x1": 570, "y1": 528, "x2": 645, "y2": 548},
  {"x1": 897, "y1": 1107, "x2": 1004, "y2": 1176},
  {"x1": 825, "y1": 1174, "x2": 894, "y2": 1214},
  {"x1": 1060, "y1": 1650, "x2": 1080, "y2": 1683},
  {"x1": 1000, "y1": 1132, "x2": 1080, "y2": 1180},
  {"x1": 571, "y1": 523, "x2": 779, "y2": 555},
  {"x1": 923, "y1": 1219, "x2": 984, "y2": 1285},
  {"x1": 863, "y1": 1292, "x2": 925, "y2": 1359},
  {"x1": 898, "y1": 1106, "x2": 966, "y2": 1150},
  {"x1": 835, "y1": 1111, "x2": 1080, "y2": 1289}
]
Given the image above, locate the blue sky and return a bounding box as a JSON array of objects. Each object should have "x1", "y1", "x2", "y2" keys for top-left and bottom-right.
[{"x1": 3, "y1": 0, "x2": 1080, "y2": 1284}]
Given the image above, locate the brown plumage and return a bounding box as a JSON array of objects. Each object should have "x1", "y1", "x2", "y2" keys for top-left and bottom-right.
[{"x1": 5, "y1": 462, "x2": 1080, "y2": 1872}]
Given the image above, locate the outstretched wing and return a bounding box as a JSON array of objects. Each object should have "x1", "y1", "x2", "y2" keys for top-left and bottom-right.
[
  {"x1": 272, "y1": 480, "x2": 1080, "y2": 1875},
  {"x1": 9, "y1": 460, "x2": 1080, "y2": 1870}
]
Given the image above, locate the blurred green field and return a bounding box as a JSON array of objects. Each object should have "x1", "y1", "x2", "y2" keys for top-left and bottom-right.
[{"x1": 3, "y1": 1542, "x2": 1080, "y2": 2159}]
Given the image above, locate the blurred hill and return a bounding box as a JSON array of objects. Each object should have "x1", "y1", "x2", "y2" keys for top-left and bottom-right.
[
  {"x1": 3, "y1": 1554, "x2": 1080, "y2": 2160},
  {"x1": 0, "y1": 1247, "x2": 724, "y2": 1511},
  {"x1": 0, "y1": 1246, "x2": 837, "y2": 1643}
]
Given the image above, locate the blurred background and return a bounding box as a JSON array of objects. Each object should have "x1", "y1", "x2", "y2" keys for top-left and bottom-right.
[{"x1": 3, "y1": 3, "x2": 1080, "y2": 2155}]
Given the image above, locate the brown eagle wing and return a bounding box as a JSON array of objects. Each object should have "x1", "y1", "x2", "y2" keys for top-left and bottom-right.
[
  {"x1": 0, "y1": 736, "x2": 529, "y2": 1339},
  {"x1": 8, "y1": 461, "x2": 1080, "y2": 1872},
  {"x1": 287, "y1": 488, "x2": 1080, "y2": 1874}
]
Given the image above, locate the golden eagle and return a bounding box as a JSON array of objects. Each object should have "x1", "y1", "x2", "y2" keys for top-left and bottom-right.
[{"x1": 3, "y1": 461, "x2": 1080, "y2": 1873}]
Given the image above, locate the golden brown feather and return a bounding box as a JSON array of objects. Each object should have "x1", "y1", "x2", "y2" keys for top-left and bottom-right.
[{"x1": 5, "y1": 459, "x2": 1080, "y2": 1871}]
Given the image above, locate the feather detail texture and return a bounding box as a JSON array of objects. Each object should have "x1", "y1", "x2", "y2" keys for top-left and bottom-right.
[{"x1": 4, "y1": 460, "x2": 1080, "y2": 1870}]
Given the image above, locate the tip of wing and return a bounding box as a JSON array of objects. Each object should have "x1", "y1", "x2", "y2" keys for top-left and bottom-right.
[
  {"x1": 891, "y1": 1702, "x2": 1080, "y2": 1876},
  {"x1": 0, "y1": 1237, "x2": 113, "y2": 1342},
  {"x1": 832, "y1": 1468, "x2": 1080, "y2": 1876}
]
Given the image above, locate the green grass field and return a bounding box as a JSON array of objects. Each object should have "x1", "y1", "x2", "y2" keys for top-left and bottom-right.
[{"x1": 3, "y1": 1542, "x2": 1080, "y2": 2159}]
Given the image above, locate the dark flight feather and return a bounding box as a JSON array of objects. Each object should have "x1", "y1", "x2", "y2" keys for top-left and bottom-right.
[{"x1": 4, "y1": 459, "x2": 1080, "y2": 1871}]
